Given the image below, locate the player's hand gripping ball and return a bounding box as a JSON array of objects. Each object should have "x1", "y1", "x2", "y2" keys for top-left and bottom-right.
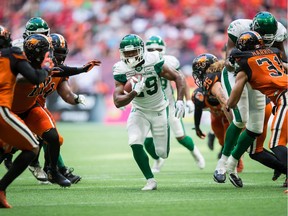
[{"x1": 124, "y1": 74, "x2": 144, "y2": 95}]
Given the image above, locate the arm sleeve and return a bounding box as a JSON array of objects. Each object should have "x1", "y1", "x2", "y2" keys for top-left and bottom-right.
[
  {"x1": 194, "y1": 105, "x2": 203, "y2": 130},
  {"x1": 51, "y1": 65, "x2": 84, "y2": 77},
  {"x1": 15, "y1": 60, "x2": 48, "y2": 85}
]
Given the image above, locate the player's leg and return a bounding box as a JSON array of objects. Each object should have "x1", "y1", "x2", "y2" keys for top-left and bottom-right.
[
  {"x1": 44, "y1": 108, "x2": 81, "y2": 183},
  {"x1": 25, "y1": 106, "x2": 70, "y2": 187},
  {"x1": 0, "y1": 107, "x2": 39, "y2": 208},
  {"x1": 127, "y1": 109, "x2": 156, "y2": 190},
  {"x1": 170, "y1": 109, "x2": 205, "y2": 169},
  {"x1": 144, "y1": 131, "x2": 165, "y2": 173},
  {"x1": 227, "y1": 87, "x2": 265, "y2": 187},
  {"x1": 214, "y1": 67, "x2": 247, "y2": 183},
  {"x1": 269, "y1": 93, "x2": 288, "y2": 187}
]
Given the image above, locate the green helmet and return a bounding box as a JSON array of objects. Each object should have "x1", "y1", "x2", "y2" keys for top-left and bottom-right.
[
  {"x1": 23, "y1": 17, "x2": 50, "y2": 39},
  {"x1": 119, "y1": 34, "x2": 144, "y2": 68},
  {"x1": 251, "y1": 11, "x2": 278, "y2": 47},
  {"x1": 145, "y1": 35, "x2": 166, "y2": 54}
]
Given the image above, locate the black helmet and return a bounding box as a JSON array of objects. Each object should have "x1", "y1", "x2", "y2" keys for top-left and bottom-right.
[
  {"x1": 236, "y1": 31, "x2": 265, "y2": 51},
  {"x1": 24, "y1": 34, "x2": 52, "y2": 67},
  {"x1": 192, "y1": 53, "x2": 218, "y2": 87},
  {"x1": 0, "y1": 25, "x2": 11, "y2": 49},
  {"x1": 50, "y1": 33, "x2": 69, "y2": 65}
]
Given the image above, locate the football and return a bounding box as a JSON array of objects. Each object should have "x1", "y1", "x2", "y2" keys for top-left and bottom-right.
[{"x1": 123, "y1": 74, "x2": 142, "y2": 94}]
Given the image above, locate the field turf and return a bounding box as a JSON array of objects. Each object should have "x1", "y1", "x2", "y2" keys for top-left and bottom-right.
[{"x1": 0, "y1": 123, "x2": 287, "y2": 216}]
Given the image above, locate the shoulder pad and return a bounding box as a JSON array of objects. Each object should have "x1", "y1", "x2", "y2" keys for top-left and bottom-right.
[
  {"x1": 227, "y1": 19, "x2": 251, "y2": 39},
  {"x1": 11, "y1": 47, "x2": 23, "y2": 54},
  {"x1": 113, "y1": 61, "x2": 129, "y2": 75},
  {"x1": 192, "y1": 88, "x2": 205, "y2": 103},
  {"x1": 164, "y1": 55, "x2": 180, "y2": 70},
  {"x1": 144, "y1": 51, "x2": 162, "y2": 65},
  {"x1": 275, "y1": 22, "x2": 288, "y2": 42}
]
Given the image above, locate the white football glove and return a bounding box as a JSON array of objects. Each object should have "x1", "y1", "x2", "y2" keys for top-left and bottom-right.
[
  {"x1": 175, "y1": 100, "x2": 185, "y2": 118},
  {"x1": 132, "y1": 77, "x2": 146, "y2": 95},
  {"x1": 74, "y1": 94, "x2": 86, "y2": 106},
  {"x1": 186, "y1": 100, "x2": 194, "y2": 113}
]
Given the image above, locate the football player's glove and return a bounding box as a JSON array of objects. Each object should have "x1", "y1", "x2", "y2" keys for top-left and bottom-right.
[
  {"x1": 175, "y1": 100, "x2": 185, "y2": 118},
  {"x1": 132, "y1": 76, "x2": 146, "y2": 95},
  {"x1": 186, "y1": 100, "x2": 194, "y2": 113},
  {"x1": 74, "y1": 94, "x2": 86, "y2": 106}
]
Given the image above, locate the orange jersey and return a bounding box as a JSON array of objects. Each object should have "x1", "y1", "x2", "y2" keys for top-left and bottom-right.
[
  {"x1": 192, "y1": 86, "x2": 229, "y2": 145},
  {"x1": 37, "y1": 76, "x2": 68, "y2": 107},
  {"x1": 12, "y1": 76, "x2": 67, "y2": 113},
  {"x1": 233, "y1": 47, "x2": 287, "y2": 104},
  {"x1": 0, "y1": 47, "x2": 27, "y2": 109}
]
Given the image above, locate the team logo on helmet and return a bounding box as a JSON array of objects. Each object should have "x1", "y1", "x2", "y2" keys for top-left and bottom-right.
[
  {"x1": 195, "y1": 56, "x2": 208, "y2": 70},
  {"x1": 237, "y1": 33, "x2": 252, "y2": 47},
  {"x1": 25, "y1": 38, "x2": 40, "y2": 50}
]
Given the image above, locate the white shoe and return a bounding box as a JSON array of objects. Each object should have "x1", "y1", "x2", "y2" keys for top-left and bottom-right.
[
  {"x1": 28, "y1": 165, "x2": 48, "y2": 182},
  {"x1": 141, "y1": 178, "x2": 157, "y2": 191},
  {"x1": 191, "y1": 145, "x2": 205, "y2": 169},
  {"x1": 151, "y1": 158, "x2": 165, "y2": 173}
]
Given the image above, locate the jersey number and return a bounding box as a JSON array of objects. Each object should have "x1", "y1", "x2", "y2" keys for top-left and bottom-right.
[
  {"x1": 256, "y1": 56, "x2": 286, "y2": 77},
  {"x1": 138, "y1": 77, "x2": 158, "y2": 97}
]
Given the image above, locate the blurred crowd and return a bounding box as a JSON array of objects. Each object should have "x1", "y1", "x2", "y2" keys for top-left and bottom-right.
[{"x1": 0, "y1": 0, "x2": 287, "y2": 92}]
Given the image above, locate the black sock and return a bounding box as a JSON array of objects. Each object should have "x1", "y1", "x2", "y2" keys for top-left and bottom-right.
[
  {"x1": 0, "y1": 150, "x2": 36, "y2": 191},
  {"x1": 42, "y1": 129, "x2": 60, "y2": 170}
]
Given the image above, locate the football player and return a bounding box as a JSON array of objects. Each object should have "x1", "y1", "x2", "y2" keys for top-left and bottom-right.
[
  {"x1": 226, "y1": 31, "x2": 287, "y2": 188},
  {"x1": 191, "y1": 54, "x2": 231, "y2": 163},
  {"x1": 214, "y1": 11, "x2": 287, "y2": 186},
  {"x1": 192, "y1": 53, "x2": 285, "y2": 181},
  {"x1": 0, "y1": 26, "x2": 49, "y2": 208},
  {"x1": 144, "y1": 35, "x2": 205, "y2": 173},
  {"x1": 11, "y1": 34, "x2": 71, "y2": 187},
  {"x1": 113, "y1": 34, "x2": 186, "y2": 190},
  {"x1": 4, "y1": 17, "x2": 100, "y2": 184},
  {"x1": 38, "y1": 33, "x2": 100, "y2": 184}
]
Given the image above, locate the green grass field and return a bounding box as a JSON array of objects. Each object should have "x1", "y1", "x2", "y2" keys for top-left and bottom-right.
[{"x1": 0, "y1": 123, "x2": 287, "y2": 216}]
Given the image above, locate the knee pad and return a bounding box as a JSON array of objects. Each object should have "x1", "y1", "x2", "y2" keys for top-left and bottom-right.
[
  {"x1": 155, "y1": 147, "x2": 168, "y2": 159},
  {"x1": 233, "y1": 120, "x2": 246, "y2": 129}
]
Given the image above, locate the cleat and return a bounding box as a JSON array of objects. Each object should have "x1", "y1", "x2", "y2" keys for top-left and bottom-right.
[
  {"x1": 191, "y1": 145, "x2": 205, "y2": 169},
  {"x1": 28, "y1": 165, "x2": 48, "y2": 182},
  {"x1": 0, "y1": 191, "x2": 12, "y2": 208},
  {"x1": 237, "y1": 157, "x2": 244, "y2": 173},
  {"x1": 47, "y1": 169, "x2": 71, "y2": 187},
  {"x1": 207, "y1": 132, "x2": 215, "y2": 150},
  {"x1": 151, "y1": 158, "x2": 165, "y2": 173},
  {"x1": 141, "y1": 178, "x2": 157, "y2": 191},
  {"x1": 272, "y1": 170, "x2": 282, "y2": 181},
  {"x1": 59, "y1": 167, "x2": 81, "y2": 184},
  {"x1": 213, "y1": 169, "x2": 226, "y2": 183},
  {"x1": 226, "y1": 155, "x2": 243, "y2": 187},
  {"x1": 228, "y1": 173, "x2": 243, "y2": 188}
]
